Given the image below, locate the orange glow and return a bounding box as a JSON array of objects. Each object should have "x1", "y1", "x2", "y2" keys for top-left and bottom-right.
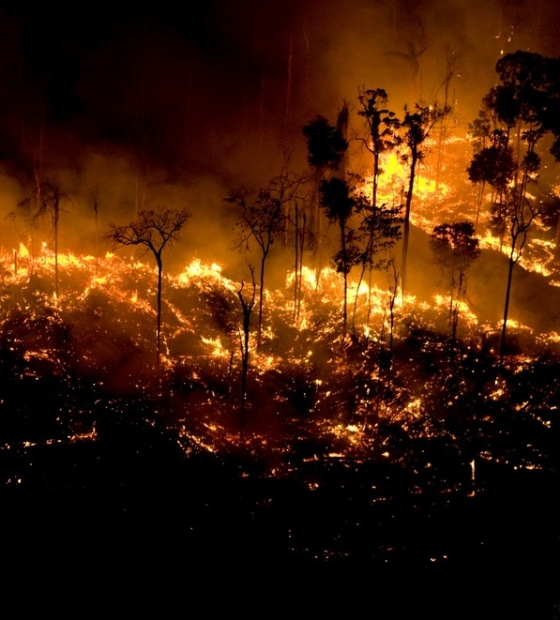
[
  {"x1": 201, "y1": 336, "x2": 229, "y2": 357},
  {"x1": 362, "y1": 151, "x2": 451, "y2": 208}
]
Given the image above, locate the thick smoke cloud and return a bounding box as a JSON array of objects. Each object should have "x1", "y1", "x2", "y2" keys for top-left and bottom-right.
[{"x1": 0, "y1": 0, "x2": 558, "y2": 277}]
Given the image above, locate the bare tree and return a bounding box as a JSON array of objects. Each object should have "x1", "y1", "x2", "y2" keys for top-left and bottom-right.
[
  {"x1": 227, "y1": 168, "x2": 305, "y2": 348},
  {"x1": 18, "y1": 180, "x2": 70, "y2": 301},
  {"x1": 108, "y1": 208, "x2": 191, "y2": 374},
  {"x1": 237, "y1": 271, "x2": 256, "y2": 439},
  {"x1": 289, "y1": 195, "x2": 308, "y2": 325}
]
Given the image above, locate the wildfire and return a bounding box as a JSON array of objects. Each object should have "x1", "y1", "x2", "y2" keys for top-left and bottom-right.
[
  {"x1": 0, "y1": 219, "x2": 555, "y2": 516},
  {"x1": 178, "y1": 259, "x2": 230, "y2": 285},
  {"x1": 0, "y1": 163, "x2": 557, "y2": 454},
  {"x1": 201, "y1": 335, "x2": 229, "y2": 357},
  {"x1": 361, "y1": 150, "x2": 452, "y2": 211},
  {"x1": 358, "y1": 132, "x2": 560, "y2": 281}
]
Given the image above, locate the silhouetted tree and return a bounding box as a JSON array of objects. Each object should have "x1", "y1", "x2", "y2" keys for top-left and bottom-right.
[
  {"x1": 467, "y1": 140, "x2": 516, "y2": 247},
  {"x1": 303, "y1": 113, "x2": 349, "y2": 174},
  {"x1": 318, "y1": 176, "x2": 361, "y2": 336},
  {"x1": 228, "y1": 168, "x2": 305, "y2": 348},
  {"x1": 355, "y1": 87, "x2": 402, "y2": 332},
  {"x1": 302, "y1": 112, "x2": 348, "y2": 266},
  {"x1": 467, "y1": 110, "x2": 494, "y2": 230},
  {"x1": 386, "y1": 260, "x2": 399, "y2": 360},
  {"x1": 237, "y1": 273, "x2": 256, "y2": 439},
  {"x1": 377, "y1": 259, "x2": 399, "y2": 389},
  {"x1": 285, "y1": 187, "x2": 316, "y2": 326},
  {"x1": 108, "y1": 208, "x2": 191, "y2": 374},
  {"x1": 18, "y1": 180, "x2": 70, "y2": 302},
  {"x1": 352, "y1": 189, "x2": 402, "y2": 335},
  {"x1": 469, "y1": 51, "x2": 560, "y2": 363},
  {"x1": 430, "y1": 221, "x2": 480, "y2": 351},
  {"x1": 289, "y1": 195, "x2": 307, "y2": 325},
  {"x1": 400, "y1": 101, "x2": 451, "y2": 296},
  {"x1": 357, "y1": 88, "x2": 400, "y2": 214}
]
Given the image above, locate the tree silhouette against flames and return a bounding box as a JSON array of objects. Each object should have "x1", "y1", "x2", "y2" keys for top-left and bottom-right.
[{"x1": 108, "y1": 208, "x2": 191, "y2": 375}]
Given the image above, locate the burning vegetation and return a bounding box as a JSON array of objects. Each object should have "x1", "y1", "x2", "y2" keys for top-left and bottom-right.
[{"x1": 1, "y1": 48, "x2": 560, "y2": 605}]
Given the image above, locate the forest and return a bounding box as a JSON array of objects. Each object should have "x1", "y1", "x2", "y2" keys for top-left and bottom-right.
[{"x1": 0, "y1": 4, "x2": 560, "y2": 611}]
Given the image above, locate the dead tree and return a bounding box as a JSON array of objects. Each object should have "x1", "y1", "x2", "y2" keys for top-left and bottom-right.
[
  {"x1": 237, "y1": 273, "x2": 256, "y2": 439},
  {"x1": 228, "y1": 167, "x2": 305, "y2": 348},
  {"x1": 108, "y1": 208, "x2": 191, "y2": 375},
  {"x1": 18, "y1": 180, "x2": 70, "y2": 302}
]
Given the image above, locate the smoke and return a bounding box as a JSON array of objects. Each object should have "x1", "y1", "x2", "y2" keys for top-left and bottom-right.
[{"x1": 0, "y1": 0, "x2": 558, "y2": 281}]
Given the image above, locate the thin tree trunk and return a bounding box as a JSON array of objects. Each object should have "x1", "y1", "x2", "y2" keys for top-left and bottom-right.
[
  {"x1": 340, "y1": 220, "x2": 348, "y2": 336},
  {"x1": 156, "y1": 256, "x2": 163, "y2": 374},
  {"x1": 54, "y1": 208, "x2": 59, "y2": 302},
  {"x1": 257, "y1": 254, "x2": 266, "y2": 348},
  {"x1": 293, "y1": 200, "x2": 300, "y2": 323},
  {"x1": 237, "y1": 282, "x2": 254, "y2": 439},
  {"x1": 499, "y1": 249, "x2": 516, "y2": 365},
  {"x1": 474, "y1": 181, "x2": 486, "y2": 231},
  {"x1": 401, "y1": 153, "x2": 418, "y2": 296}
]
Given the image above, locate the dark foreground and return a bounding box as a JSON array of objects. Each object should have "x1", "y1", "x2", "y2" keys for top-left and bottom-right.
[{"x1": 1, "y1": 414, "x2": 559, "y2": 619}]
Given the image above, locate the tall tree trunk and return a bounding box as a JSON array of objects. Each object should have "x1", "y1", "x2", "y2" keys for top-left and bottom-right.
[
  {"x1": 257, "y1": 253, "x2": 267, "y2": 348},
  {"x1": 237, "y1": 281, "x2": 255, "y2": 440},
  {"x1": 339, "y1": 220, "x2": 348, "y2": 336},
  {"x1": 499, "y1": 248, "x2": 516, "y2": 365},
  {"x1": 293, "y1": 203, "x2": 306, "y2": 325},
  {"x1": 156, "y1": 255, "x2": 163, "y2": 374},
  {"x1": 53, "y1": 206, "x2": 59, "y2": 303},
  {"x1": 401, "y1": 152, "x2": 418, "y2": 296}
]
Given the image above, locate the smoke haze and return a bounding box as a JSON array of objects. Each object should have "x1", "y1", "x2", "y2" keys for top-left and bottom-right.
[{"x1": 0, "y1": 0, "x2": 558, "y2": 279}]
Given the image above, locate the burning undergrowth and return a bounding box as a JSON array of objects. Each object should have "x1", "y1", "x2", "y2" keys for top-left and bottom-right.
[
  {"x1": 1, "y1": 246, "x2": 559, "y2": 456},
  {"x1": 0, "y1": 246, "x2": 559, "y2": 577}
]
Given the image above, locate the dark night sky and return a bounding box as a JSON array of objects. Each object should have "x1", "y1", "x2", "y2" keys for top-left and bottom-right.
[{"x1": 0, "y1": 0, "x2": 559, "y2": 265}]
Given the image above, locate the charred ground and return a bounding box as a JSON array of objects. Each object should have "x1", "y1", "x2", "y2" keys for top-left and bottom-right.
[{"x1": 0, "y1": 242, "x2": 558, "y2": 614}]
